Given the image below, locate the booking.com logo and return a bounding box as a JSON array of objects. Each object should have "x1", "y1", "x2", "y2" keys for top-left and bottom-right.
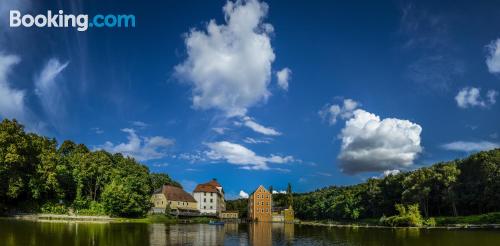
[{"x1": 9, "y1": 10, "x2": 135, "y2": 32}]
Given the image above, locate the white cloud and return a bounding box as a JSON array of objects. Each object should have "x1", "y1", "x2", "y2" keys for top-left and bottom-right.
[
  {"x1": 99, "y1": 128, "x2": 174, "y2": 161},
  {"x1": 34, "y1": 58, "x2": 69, "y2": 120},
  {"x1": 338, "y1": 109, "x2": 422, "y2": 174},
  {"x1": 239, "y1": 190, "x2": 249, "y2": 198},
  {"x1": 91, "y1": 127, "x2": 104, "y2": 134},
  {"x1": 383, "y1": 169, "x2": 401, "y2": 177},
  {"x1": 242, "y1": 116, "x2": 281, "y2": 136},
  {"x1": 0, "y1": 54, "x2": 27, "y2": 122},
  {"x1": 204, "y1": 141, "x2": 294, "y2": 170},
  {"x1": 131, "y1": 121, "x2": 149, "y2": 128},
  {"x1": 319, "y1": 98, "x2": 359, "y2": 125},
  {"x1": 272, "y1": 190, "x2": 286, "y2": 194},
  {"x1": 486, "y1": 38, "x2": 500, "y2": 74},
  {"x1": 441, "y1": 141, "x2": 499, "y2": 152},
  {"x1": 243, "y1": 137, "x2": 270, "y2": 144},
  {"x1": 212, "y1": 127, "x2": 227, "y2": 134},
  {"x1": 276, "y1": 67, "x2": 291, "y2": 91},
  {"x1": 455, "y1": 87, "x2": 497, "y2": 108},
  {"x1": 175, "y1": 0, "x2": 276, "y2": 117}
]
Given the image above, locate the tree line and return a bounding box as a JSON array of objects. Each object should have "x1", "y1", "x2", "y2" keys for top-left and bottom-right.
[
  {"x1": 293, "y1": 148, "x2": 500, "y2": 220},
  {"x1": 0, "y1": 119, "x2": 179, "y2": 217}
]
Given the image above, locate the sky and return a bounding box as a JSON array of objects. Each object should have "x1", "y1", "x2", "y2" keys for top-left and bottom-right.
[{"x1": 0, "y1": 0, "x2": 499, "y2": 199}]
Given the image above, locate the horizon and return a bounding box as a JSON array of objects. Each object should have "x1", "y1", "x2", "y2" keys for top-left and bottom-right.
[{"x1": 0, "y1": 0, "x2": 499, "y2": 200}]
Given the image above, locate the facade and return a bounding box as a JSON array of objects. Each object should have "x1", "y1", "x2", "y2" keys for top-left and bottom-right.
[
  {"x1": 248, "y1": 185, "x2": 272, "y2": 222},
  {"x1": 219, "y1": 211, "x2": 239, "y2": 219},
  {"x1": 193, "y1": 179, "x2": 226, "y2": 215},
  {"x1": 151, "y1": 185, "x2": 198, "y2": 215}
]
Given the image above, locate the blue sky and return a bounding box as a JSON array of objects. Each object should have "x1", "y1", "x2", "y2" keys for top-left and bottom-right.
[{"x1": 0, "y1": 0, "x2": 499, "y2": 199}]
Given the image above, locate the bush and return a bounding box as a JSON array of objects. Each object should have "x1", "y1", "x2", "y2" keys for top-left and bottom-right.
[
  {"x1": 40, "y1": 202, "x2": 68, "y2": 214},
  {"x1": 424, "y1": 217, "x2": 436, "y2": 227},
  {"x1": 380, "y1": 204, "x2": 423, "y2": 227},
  {"x1": 76, "y1": 201, "x2": 106, "y2": 216}
]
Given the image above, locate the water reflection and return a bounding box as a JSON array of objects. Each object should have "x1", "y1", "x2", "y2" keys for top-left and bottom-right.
[{"x1": 2, "y1": 219, "x2": 500, "y2": 246}]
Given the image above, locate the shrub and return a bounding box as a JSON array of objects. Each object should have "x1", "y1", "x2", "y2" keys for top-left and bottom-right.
[
  {"x1": 76, "y1": 201, "x2": 106, "y2": 216},
  {"x1": 380, "y1": 204, "x2": 423, "y2": 227},
  {"x1": 424, "y1": 217, "x2": 436, "y2": 227},
  {"x1": 40, "y1": 202, "x2": 68, "y2": 214}
]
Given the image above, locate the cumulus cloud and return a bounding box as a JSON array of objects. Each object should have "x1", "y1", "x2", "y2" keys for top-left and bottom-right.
[
  {"x1": 276, "y1": 67, "x2": 291, "y2": 91},
  {"x1": 441, "y1": 141, "x2": 499, "y2": 152},
  {"x1": 455, "y1": 87, "x2": 497, "y2": 108},
  {"x1": 204, "y1": 141, "x2": 294, "y2": 170},
  {"x1": 338, "y1": 109, "x2": 422, "y2": 174},
  {"x1": 242, "y1": 116, "x2": 281, "y2": 136},
  {"x1": 0, "y1": 54, "x2": 28, "y2": 121},
  {"x1": 319, "y1": 98, "x2": 359, "y2": 125},
  {"x1": 99, "y1": 128, "x2": 174, "y2": 161},
  {"x1": 383, "y1": 169, "x2": 401, "y2": 177},
  {"x1": 175, "y1": 0, "x2": 276, "y2": 117},
  {"x1": 239, "y1": 190, "x2": 249, "y2": 198},
  {"x1": 486, "y1": 38, "x2": 500, "y2": 74},
  {"x1": 34, "y1": 58, "x2": 69, "y2": 120},
  {"x1": 272, "y1": 190, "x2": 286, "y2": 194}
]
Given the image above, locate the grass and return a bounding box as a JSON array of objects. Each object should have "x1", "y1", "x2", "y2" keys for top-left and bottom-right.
[
  {"x1": 435, "y1": 212, "x2": 500, "y2": 225},
  {"x1": 115, "y1": 214, "x2": 215, "y2": 224}
]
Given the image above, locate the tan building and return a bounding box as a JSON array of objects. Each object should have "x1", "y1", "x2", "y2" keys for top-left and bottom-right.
[
  {"x1": 219, "y1": 211, "x2": 238, "y2": 219},
  {"x1": 151, "y1": 185, "x2": 198, "y2": 215},
  {"x1": 248, "y1": 185, "x2": 272, "y2": 222}
]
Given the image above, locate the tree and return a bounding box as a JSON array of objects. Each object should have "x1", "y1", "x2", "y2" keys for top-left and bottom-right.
[
  {"x1": 286, "y1": 183, "x2": 293, "y2": 208},
  {"x1": 149, "y1": 173, "x2": 181, "y2": 191}
]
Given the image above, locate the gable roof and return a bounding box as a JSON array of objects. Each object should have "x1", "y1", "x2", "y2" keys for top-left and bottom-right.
[
  {"x1": 193, "y1": 184, "x2": 219, "y2": 193},
  {"x1": 162, "y1": 185, "x2": 196, "y2": 202},
  {"x1": 193, "y1": 179, "x2": 224, "y2": 194},
  {"x1": 250, "y1": 185, "x2": 270, "y2": 197}
]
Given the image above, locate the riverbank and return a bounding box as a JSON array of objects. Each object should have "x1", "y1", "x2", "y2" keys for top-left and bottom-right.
[
  {"x1": 2, "y1": 214, "x2": 214, "y2": 224},
  {"x1": 297, "y1": 212, "x2": 500, "y2": 229}
]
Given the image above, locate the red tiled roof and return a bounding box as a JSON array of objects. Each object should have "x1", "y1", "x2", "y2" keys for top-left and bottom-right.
[
  {"x1": 193, "y1": 184, "x2": 219, "y2": 193},
  {"x1": 207, "y1": 179, "x2": 221, "y2": 187},
  {"x1": 162, "y1": 185, "x2": 196, "y2": 202}
]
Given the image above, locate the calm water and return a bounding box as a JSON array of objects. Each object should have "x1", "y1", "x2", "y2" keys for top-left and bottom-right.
[{"x1": 1, "y1": 219, "x2": 500, "y2": 245}]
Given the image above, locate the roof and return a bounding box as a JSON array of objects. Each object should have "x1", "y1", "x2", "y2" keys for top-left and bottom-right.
[
  {"x1": 193, "y1": 184, "x2": 219, "y2": 193},
  {"x1": 162, "y1": 185, "x2": 197, "y2": 202},
  {"x1": 207, "y1": 179, "x2": 221, "y2": 187},
  {"x1": 250, "y1": 185, "x2": 270, "y2": 197},
  {"x1": 193, "y1": 179, "x2": 224, "y2": 194}
]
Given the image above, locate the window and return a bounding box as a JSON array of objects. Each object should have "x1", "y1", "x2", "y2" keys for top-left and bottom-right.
[
  {"x1": 204, "y1": 192, "x2": 206, "y2": 196},
  {"x1": 210, "y1": 206, "x2": 213, "y2": 209},
  {"x1": 204, "y1": 198, "x2": 206, "y2": 202},
  {"x1": 211, "y1": 193, "x2": 213, "y2": 197},
  {"x1": 210, "y1": 199, "x2": 213, "y2": 202},
  {"x1": 178, "y1": 202, "x2": 180, "y2": 205},
  {"x1": 204, "y1": 206, "x2": 206, "y2": 209}
]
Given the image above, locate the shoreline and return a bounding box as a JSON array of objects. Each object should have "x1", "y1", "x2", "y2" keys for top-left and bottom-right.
[
  {"x1": 3, "y1": 214, "x2": 500, "y2": 229},
  {"x1": 297, "y1": 220, "x2": 500, "y2": 229}
]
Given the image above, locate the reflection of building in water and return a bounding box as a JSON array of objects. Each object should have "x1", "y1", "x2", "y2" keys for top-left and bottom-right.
[
  {"x1": 224, "y1": 222, "x2": 239, "y2": 234},
  {"x1": 271, "y1": 223, "x2": 295, "y2": 243},
  {"x1": 149, "y1": 224, "x2": 224, "y2": 246},
  {"x1": 249, "y1": 223, "x2": 272, "y2": 246},
  {"x1": 149, "y1": 224, "x2": 167, "y2": 246}
]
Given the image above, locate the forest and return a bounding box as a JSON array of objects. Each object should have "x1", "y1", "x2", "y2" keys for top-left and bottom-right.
[
  {"x1": 227, "y1": 148, "x2": 500, "y2": 224},
  {"x1": 0, "y1": 119, "x2": 179, "y2": 217},
  {"x1": 293, "y1": 148, "x2": 500, "y2": 221}
]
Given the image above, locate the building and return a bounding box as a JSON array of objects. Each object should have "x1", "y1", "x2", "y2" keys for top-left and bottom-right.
[
  {"x1": 193, "y1": 179, "x2": 226, "y2": 215},
  {"x1": 151, "y1": 185, "x2": 199, "y2": 216},
  {"x1": 248, "y1": 185, "x2": 272, "y2": 222},
  {"x1": 219, "y1": 211, "x2": 239, "y2": 220},
  {"x1": 272, "y1": 206, "x2": 294, "y2": 223}
]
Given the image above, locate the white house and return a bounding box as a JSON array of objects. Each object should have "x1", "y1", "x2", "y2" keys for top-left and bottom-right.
[{"x1": 193, "y1": 179, "x2": 226, "y2": 215}]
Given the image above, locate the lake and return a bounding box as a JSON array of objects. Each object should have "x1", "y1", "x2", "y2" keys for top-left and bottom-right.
[{"x1": 1, "y1": 219, "x2": 500, "y2": 245}]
